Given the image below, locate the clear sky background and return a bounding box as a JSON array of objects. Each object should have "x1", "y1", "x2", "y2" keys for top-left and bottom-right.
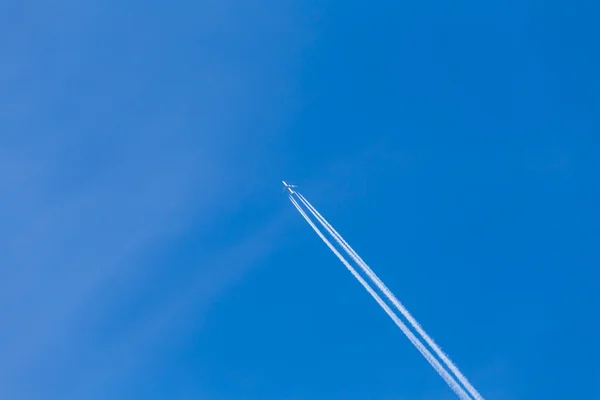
[{"x1": 1, "y1": 1, "x2": 599, "y2": 399}]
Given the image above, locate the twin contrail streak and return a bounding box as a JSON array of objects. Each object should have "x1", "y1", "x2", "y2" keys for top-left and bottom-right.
[
  {"x1": 295, "y1": 193, "x2": 485, "y2": 400},
  {"x1": 288, "y1": 194, "x2": 473, "y2": 400}
]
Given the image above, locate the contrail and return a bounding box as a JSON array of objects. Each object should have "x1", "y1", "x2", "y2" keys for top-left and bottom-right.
[
  {"x1": 296, "y1": 192, "x2": 485, "y2": 400},
  {"x1": 289, "y1": 195, "x2": 473, "y2": 400}
]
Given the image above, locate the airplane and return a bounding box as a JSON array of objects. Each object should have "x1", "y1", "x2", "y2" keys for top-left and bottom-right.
[{"x1": 282, "y1": 181, "x2": 297, "y2": 194}]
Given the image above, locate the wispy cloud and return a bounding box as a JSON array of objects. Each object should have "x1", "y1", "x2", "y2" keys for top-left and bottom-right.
[
  {"x1": 0, "y1": 1, "x2": 304, "y2": 398},
  {"x1": 65, "y1": 212, "x2": 290, "y2": 399},
  {"x1": 0, "y1": 130, "x2": 225, "y2": 395}
]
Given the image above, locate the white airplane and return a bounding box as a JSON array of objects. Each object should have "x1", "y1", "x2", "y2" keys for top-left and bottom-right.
[{"x1": 282, "y1": 181, "x2": 297, "y2": 194}]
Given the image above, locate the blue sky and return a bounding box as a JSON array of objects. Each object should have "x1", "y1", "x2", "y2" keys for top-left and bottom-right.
[{"x1": 1, "y1": 1, "x2": 598, "y2": 399}]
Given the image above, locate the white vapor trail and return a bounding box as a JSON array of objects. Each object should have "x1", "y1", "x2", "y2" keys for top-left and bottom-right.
[
  {"x1": 288, "y1": 195, "x2": 473, "y2": 400},
  {"x1": 295, "y1": 193, "x2": 485, "y2": 400}
]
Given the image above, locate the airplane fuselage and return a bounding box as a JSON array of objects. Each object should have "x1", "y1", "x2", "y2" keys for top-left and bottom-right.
[{"x1": 282, "y1": 180, "x2": 297, "y2": 194}]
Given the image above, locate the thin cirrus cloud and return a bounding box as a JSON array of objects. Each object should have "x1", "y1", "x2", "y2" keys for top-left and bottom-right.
[{"x1": 0, "y1": 1, "x2": 305, "y2": 398}]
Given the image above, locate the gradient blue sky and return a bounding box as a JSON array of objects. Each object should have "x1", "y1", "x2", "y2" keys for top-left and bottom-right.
[{"x1": 1, "y1": 1, "x2": 599, "y2": 399}]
